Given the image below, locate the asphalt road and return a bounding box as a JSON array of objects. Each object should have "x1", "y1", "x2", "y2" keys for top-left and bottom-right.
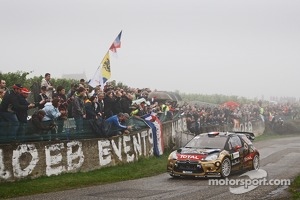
[{"x1": 11, "y1": 135, "x2": 300, "y2": 200}]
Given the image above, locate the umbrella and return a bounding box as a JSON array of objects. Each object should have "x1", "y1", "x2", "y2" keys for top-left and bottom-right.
[
  {"x1": 147, "y1": 91, "x2": 175, "y2": 101},
  {"x1": 222, "y1": 101, "x2": 240, "y2": 110}
]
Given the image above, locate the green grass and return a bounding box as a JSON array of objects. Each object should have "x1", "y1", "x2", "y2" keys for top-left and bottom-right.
[
  {"x1": 0, "y1": 152, "x2": 170, "y2": 199},
  {"x1": 254, "y1": 132, "x2": 299, "y2": 142},
  {"x1": 290, "y1": 174, "x2": 300, "y2": 199}
]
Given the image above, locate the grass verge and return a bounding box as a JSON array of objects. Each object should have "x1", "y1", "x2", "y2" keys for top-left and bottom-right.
[
  {"x1": 254, "y1": 132, "x2": 299, "y2": 142},
  {"x1": 0, "y1": 152, "x2": 170, "y2": 199},
  {"x1": 290, "y1": 174, "x2": 300, "y2": 199}
]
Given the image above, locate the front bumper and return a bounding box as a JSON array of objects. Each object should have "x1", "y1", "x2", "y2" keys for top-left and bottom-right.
[{"x1": 167, "y1": 160, "x2": 222, "y2": 177}]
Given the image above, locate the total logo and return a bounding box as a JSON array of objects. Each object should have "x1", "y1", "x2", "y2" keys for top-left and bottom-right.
[{"x1": 178, "y1": 155, "x2": 201, "y2": 160}]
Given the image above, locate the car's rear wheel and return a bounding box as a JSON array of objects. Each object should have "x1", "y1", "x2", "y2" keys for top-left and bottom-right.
[
  {"x1": 221, "y1": 157, "x2": 231, "y2": 178},
  {"x1": 251, "y1": 154, "x2": 259, "y2": 170}
]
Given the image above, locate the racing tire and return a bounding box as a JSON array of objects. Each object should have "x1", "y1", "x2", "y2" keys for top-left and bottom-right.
[
  {"x1": 251, "y1": 154, "x2": 260, "y2": 170},
  {"x1": 221, "y1": 157, "x2": 231, "y2": 178}
]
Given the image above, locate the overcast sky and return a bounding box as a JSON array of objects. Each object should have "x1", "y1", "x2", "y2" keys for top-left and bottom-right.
[{"x1": 1, "y1": 0, "x2": 299, "y2": 99}]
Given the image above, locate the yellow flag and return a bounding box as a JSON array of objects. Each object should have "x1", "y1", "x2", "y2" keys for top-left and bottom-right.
[{"x1": 101, "y1": 51, "x2": 111, "y2": 83}]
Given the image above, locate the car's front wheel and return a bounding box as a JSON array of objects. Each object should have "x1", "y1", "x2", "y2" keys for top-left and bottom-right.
[
  {"x1": 221, "y1": 157, "x2": 231, "y2": 178},
  {"x1": 251, "y1": 154, "x2": 260, "y2": 170}
]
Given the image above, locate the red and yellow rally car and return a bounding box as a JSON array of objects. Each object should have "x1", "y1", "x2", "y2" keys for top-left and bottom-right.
[{"x1": 167, "y1": 131, "x2": 259, "y2": 178}]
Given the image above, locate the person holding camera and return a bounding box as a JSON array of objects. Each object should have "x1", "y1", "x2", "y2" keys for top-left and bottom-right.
[
  {"x1": 36, "y1": 86, "x2": 50, "y2": 109},
  {"x1": 27, "y1": 109, "x2": 56, "y2": 136},
  {"x1": 42, "y1": 98, "x2": 66, "y2": 135}
]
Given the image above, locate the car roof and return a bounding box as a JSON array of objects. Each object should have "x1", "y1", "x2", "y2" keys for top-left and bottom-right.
[{"x1": 197, "y1": 131, "x2": 254, "y2": 138}]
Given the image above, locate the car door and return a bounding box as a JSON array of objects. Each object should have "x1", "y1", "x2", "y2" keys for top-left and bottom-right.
[{"x1": 227, "y1": 135, "x2": 244, "y2": 171}]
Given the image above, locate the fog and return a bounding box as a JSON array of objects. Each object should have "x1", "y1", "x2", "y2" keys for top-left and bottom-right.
[{"x1": 1, "y1": 0, "x2": 299, "y2": 100}]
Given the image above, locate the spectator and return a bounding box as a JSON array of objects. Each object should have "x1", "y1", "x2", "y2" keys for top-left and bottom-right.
[
  {"x1": 72, "y1": 87, "x2": 86, "y2": 132},
  {"x1": 84, "y1": 96, "x2": 98, "y2": 120},
  {"x1": 0, "y1": 84, "x2": 27, "y2": 122},
  {"x1": 79, "y1": 78, "x2": 87, "y2": 88},
  {"x1": 16, "y1": 88, "x2": 35, "y2": 138},
  {"x1": 104, "y1": 112, "x2": 132, "y2": 137},
  {"x1": 0, "y1": 79, "x2": 8, "y2": 92},
  {"x1": 27, "y1": 109, "x2": 56, "y2": 135},
  {"x1": 41, "y1": 73, "x2": 54, "y2": 100},
  {"x1": 16, "y1": 87, "x2": 35, "y2": 123},
  {"x1": 103, "y1": 91, "x2": 115, "y2": 119},
  {"x1": 131, "y1": 100, "x2": 148, "y2": 117},
  {"x1": 43, "y1": 98, "x2": 66, "y2": 134},
  {"x1": 36, "y1": 86, "x2": 50, "y2": 109},
  {"x1": 0, "y1": 84, "x2": 29, "y2": 138},
  {"x1": 66, "y1": 83, "x2": 79, "y2": 118},
  {"x1": 120, "y1": 92, "x2": 134, "y2": 115},
  {"x1": 0, "y1": 89, "x2": 5, "y2": 104},
  {"x1": 112, "y1": 90, "x2": 123, "y2": 115},
  {"x1": 97, "y1": 92, "x2": 105, "y2": 119},
  {"x1": 53, "y1": 86, "x2": 68, "y2": 133}
]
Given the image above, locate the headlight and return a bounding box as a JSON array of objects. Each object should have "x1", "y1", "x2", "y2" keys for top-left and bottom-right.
[
  {"x1": 168, "y1": 151, "x2": 178, "y2": 160},
  {"x1": 205, "y1": 153, "x2": 219, "y2": 161}
]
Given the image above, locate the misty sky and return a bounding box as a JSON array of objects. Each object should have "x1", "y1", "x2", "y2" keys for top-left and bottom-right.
[{"x1": 1, "y1": 0, "x2": 299, "y2": 99}]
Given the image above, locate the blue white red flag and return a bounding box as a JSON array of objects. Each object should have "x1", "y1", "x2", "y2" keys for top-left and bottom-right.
[
  {"x1": 109, "y1": 31, "x2": 122, "y2": 53},
  {"x1": 141, "y1": 113, "x2": 164, "y2": 156}
]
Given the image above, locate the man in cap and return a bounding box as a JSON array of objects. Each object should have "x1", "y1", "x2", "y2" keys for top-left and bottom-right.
[
  {"x1": 0, "y1": 84, "x2": 25, "y2": 121},
  {"x1": 104, "y1": 112, "x2": 133, "y2": 137},
  {"x1": 16, "y1": 87, "x2": 35, "y2": 123},
  {"x1": 16, "y1": 87, "x2": 36, "y2": 139},
  {"x1": 0, "y1": 84, "x2": 32, "y2": 139}
]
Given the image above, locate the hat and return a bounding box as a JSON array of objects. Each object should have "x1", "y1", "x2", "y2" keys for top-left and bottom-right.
[
  {"x1": 12, "y1": 84, "x2": 23, "y2": 89},
  {"x1": 21, "y1": 88, "x2": 31, "y2": 94}
]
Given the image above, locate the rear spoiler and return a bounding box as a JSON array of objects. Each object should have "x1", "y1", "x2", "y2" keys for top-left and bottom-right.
[{"x1": 234, "y1": 131, "x2": 255, "y2": 141}]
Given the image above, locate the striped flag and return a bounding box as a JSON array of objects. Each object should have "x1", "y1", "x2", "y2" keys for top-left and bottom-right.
[{"x1": 109, "y1": 31, "x2": 122, "y2": 53}]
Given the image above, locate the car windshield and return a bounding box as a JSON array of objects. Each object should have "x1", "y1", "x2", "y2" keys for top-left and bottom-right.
[{"x1": 185, "y1": 135, "x2": 227, "y2": 149}]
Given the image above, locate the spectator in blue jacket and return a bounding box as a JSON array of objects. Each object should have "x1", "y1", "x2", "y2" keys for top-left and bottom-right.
[
  {"x1": 104, "y1": 112, "x2": 132, "y2": 137},
  {"x1": 42, "y1": 98, "x2": 66, "y2": 133}
]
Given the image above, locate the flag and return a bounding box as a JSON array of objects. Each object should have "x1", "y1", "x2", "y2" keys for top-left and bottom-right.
[
  {"x1": 88, "y1": 51, "x2": 110, "y2": 88},
  {"x1": 88, "y1": 66, "x2": 103, "y2": 88},
  {"x1": 89, "y1": 31, "x2": 122, "y2": 88},
  {"x1": 101, "y1": 51, "x2": 111, "y2": 84},
  {"x1": 109, "y1": 31, "x2": 122, "y2": 53},
  {"x1": 141, "y1": 113, "x2": 164, "y2": 156}
]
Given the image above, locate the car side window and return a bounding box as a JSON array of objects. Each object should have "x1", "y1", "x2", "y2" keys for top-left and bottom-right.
[
  {"x1": 228, "y1": 136, "x2": 242, "y2": 149},
  {"x1": 240, "y1": 135, "x2": 252, "y2": 145}
]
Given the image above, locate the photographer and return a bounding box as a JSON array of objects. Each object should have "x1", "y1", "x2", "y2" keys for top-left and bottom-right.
[
  {"x1": 27, "y1": 109, "x2": 56, "y2": 135},
  {"x1": 36, "y1": 86, "x2": 50, "y2": 109}
]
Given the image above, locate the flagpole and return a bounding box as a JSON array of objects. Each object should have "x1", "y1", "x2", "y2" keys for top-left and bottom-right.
[
  {"x1": 88, "y1": 51, "x2": 108, "y2": 88},
  {"x1": 88, "y1": 30, "x2": 122, "y2": 88}
]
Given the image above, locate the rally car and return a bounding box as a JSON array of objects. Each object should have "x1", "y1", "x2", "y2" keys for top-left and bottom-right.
[{"x1": 167, "y1": 131, "x2": 259, "y2": 178}]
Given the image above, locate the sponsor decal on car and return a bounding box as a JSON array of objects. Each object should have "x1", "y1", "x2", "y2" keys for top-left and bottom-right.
[
  {"x1": 244, "y1": 153, "x2": 255, "y2": 162},
  {"x1": 231, "y1": 152, "x2": 239, "y2": 160},
  {"x1": 231, "y1": 159, "x2": 240, "y2": 166},
  {"x1": 178, "y1": 154, "x2": 202, "y2": 160}
]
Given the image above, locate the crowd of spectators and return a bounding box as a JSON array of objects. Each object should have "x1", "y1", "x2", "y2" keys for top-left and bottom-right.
[
  {"x1": 0, "y1": 73, "x2": 176, "y2": 142},
  {"x1": 183, "y1": 99, "x2": 299, "y2": 134},
  {"x1": 0, "y1": 73, "x2": 299, "y2": 142}
]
